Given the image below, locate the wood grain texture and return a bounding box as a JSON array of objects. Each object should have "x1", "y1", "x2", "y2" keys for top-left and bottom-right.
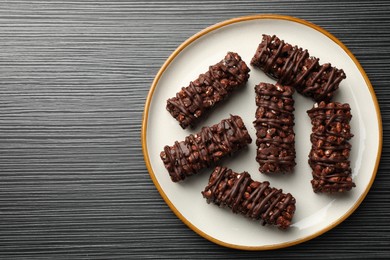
[{"x1": 0, "y1": 0, "x2": 389, "y2": 259}]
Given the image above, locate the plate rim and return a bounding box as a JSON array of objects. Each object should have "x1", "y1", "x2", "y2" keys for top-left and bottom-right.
[{"x1": 141, "y1": 14, "x2": 383, "y2": 250}]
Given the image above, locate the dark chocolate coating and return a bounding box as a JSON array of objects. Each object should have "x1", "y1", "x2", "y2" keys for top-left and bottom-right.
[
  {"x1": 166, "y1": 52, "x2": 250, "y2": 129},
  {"x1": 202, "y1": 166, "x2": 296, "y2": 229},
  {"x1": 307, "y1": 101, "x2": 355, "y2": 193},
  {"x1": 251, "y1": 34, "x2": 346, "y2": 102},
  {"x1": 160, "y1": 115, "x2": 252, "y2": 182},
  {"x1": 254, "y1": 83, "x2": 296, "y2": 173}
]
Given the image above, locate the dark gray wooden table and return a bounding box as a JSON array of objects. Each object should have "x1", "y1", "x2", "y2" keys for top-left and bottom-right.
[{"x1": 1, "y1": 1, "x2": 389, "y2": 259}]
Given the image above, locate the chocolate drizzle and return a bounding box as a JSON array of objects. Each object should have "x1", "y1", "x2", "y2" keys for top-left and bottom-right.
[
  {"x1": 202, "y1": 166, "x2": 296, "y2": 229},
  {"x1": 307, "y1": 101, "x2": 355, "y2": 193},
  {"x1": 254, "y1": 83, "x2": 296, "y2": 173},
  {"x1": 251, "y1": 34, "x2": 346, "y2": 102},
  {"x1": 166, "y1": 52, "x2": 250, "y2": 129},
  {"x1": 160, "y1": 115, "x2": 252, "y2": 182}
]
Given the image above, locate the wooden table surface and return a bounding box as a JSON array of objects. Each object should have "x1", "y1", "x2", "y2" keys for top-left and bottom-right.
[{"x1": 1, "y1": 1, "x2": 389, "y2": 259}]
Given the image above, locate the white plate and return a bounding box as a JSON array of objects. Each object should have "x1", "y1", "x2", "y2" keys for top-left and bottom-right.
[{"x1": 142, "y1": 15, "x2": 382, "y2": 250}]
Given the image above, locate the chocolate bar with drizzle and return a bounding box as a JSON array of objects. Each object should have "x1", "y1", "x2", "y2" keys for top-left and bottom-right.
[
  {"x1": 307, "y1": 101, "x2": 355, "y2": 193},
  {"x1": 251, "y1": 34, "x2": 346, "y2": 102},
  {"x1": 166, "y1": 52, "x2": 250, "y2": 129},
  {"x1": 160, "y1": 115, "x2": 252, "y2": 182},
  {"x1": 254, "y1": 83, "x2": 296, "y2": 173},
  {"x1": 202, "y1": 166, "x2": 296, "y2": 229}
]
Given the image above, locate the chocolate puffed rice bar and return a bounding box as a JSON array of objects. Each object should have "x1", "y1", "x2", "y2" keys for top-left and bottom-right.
[
  {"x1": 307, "y1": 101, "x2": 355, "y2": 193},
  {"x1": 167, "y1": 52, "x2": 250, "y2": 129},
  {"x1": 160, "y1": 115, "x2": 252, "y2": 182},
  {"x1": 251, "y1": 34, "x2": 346, "y2": 102},
  {"x1": 254, "y1": 83, "x2": 296, "y2": 173},
  {"x1": 202, "y1": 166, "x2": 296, "y2": 229}
]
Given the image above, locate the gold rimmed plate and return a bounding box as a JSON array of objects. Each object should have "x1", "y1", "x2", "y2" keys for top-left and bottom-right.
[{"x1": 142, "y1": 15, "x2": 382, "y2": 250}]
